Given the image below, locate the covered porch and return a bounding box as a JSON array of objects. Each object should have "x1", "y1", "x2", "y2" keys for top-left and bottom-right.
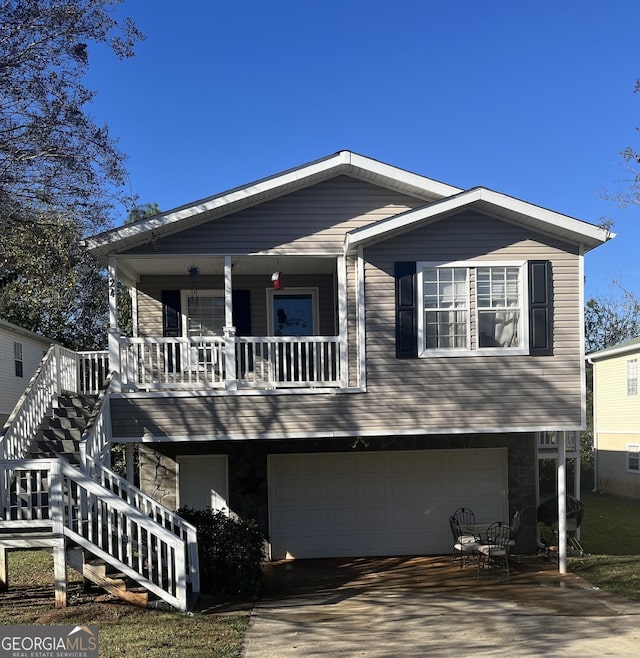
[{"x1": 106, "y1": 253, "x2": 357, "y2": 393}]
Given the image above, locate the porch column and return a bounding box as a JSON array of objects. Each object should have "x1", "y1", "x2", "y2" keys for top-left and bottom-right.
[
  {"x1": 557, "y1": 431, "x2": 567, "y2": 574},
  {"x1": 337, "y1": 255, "x2": 348, "y2": 387},
  {"x1": 223, "y1": 256, "x2": 237, "y2": 390},
  {"x1": 108, "y1": 257, "x2": 121, "y2": 393},
  {"x1": 574, "y1": 431, "x2": 582, "y2": 541}
]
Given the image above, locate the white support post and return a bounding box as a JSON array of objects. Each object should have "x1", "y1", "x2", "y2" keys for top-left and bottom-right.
[
  {"x1": 356, "y1": 248, "x2": 366, "y2": 389},
  {"x1": 337, "y1": 255, "x2": 348, "y2": 387},
  {"x1": 108, "y1": 258, "x2": 121, "y2": 393},
  {"x1": 574, "y1": 431, "x2": 582, "y2": 541},
  {"x1": 54, "y1": 345, "x2": 62, "y2": 396},
  {"x1": 0, "y1": 547, "x2": 7, "y2": 592},
  {"x1": 557, "y1": 431, "x2": 567, "y2": 574},
  {"x1": 49, "y1": 460, "x2": 67, "y2": 608},
  {"x1": 223, "y1": 256, "x2": 237, "y2": 390}
]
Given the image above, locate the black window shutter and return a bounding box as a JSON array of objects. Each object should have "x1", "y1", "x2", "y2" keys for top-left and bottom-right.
[
  {"x1": 162, "y1": 290, "x2": 182, "y2": 372},
  {"x1": 528, "y1": 260, "x2": 553, "y2": 356},
  {"x1": 395, "y1": 262, "x2": 418, "y2": 358},
  {"x1": 232, "y1": 290, "x2": 252, "y2": 336},
  {"x1": 161, "y1": 290, "x2": 182, "y2": 337}
]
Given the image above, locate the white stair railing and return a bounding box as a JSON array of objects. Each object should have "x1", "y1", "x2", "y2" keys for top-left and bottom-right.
[
  {"x1": 0, "y1": 345, "x2": 59, "y2": 461},
  {"x1": 0, "y1": 346, "x2": 110, "y2": 461},
  {"x1": 79, "y1": 384, "x2": 200, "y2": 598},
  {"x1": 1, "y1": 459, "x2": 195, "y2": 611}
]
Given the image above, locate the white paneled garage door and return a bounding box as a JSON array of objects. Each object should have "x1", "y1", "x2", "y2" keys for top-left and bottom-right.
[{"x1": 268, "y1": 449, "x2": 507, "y2": 559}]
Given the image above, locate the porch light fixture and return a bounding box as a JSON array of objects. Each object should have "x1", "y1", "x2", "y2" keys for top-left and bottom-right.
[
  {"x1": 271, "y1": 271, "x2": 283, "y2": 290},
  {"x1": 188, "y1": 264, "x2": 200, "y2": 297}
]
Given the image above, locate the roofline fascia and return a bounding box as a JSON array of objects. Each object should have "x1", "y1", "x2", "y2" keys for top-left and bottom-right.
[
  {"x1": 83, "y1": 150, "x2": 462, "y2": 257},
  {"x1": 587, "y1": 342, "x2": 640, "y2": 363},
  {"x1": 344, "y1": 187, "x2": 613, "y2": 254}
]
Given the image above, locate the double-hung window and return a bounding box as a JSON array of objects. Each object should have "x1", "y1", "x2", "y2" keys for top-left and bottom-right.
[
  {"x1": 417, "y1": 261, "x2": 526, "y2": 356},
  {"x1": 181, "y1": 290, "x2": 225, "y2": 368},
  {"x1": 14, "y1": 341, "x2": 23, "y2": 377},
  {"x1": 627, "y1": 359, "x2": 638, "y2": 396}
]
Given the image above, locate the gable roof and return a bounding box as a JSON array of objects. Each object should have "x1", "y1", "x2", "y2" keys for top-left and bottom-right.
[
  {"x1": 83, "y1": 150, "x2": 613, "y2": 261},
  {"x1": 345, "y1": 186, "x2": 612, "y2": 254},
  {"x1": 83, "y1": 151, "x2": 462, "y2": 259},
  {"x1": 588, "y1": 336, "x2": 640, "y2": 362},
  {"x1": 0, "y1": 317, "x2": 56, "y2": 345}
]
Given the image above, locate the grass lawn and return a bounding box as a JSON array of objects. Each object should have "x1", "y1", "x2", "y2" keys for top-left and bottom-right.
[
  {"x1": 0, "y1": 550, "x2": 249, "y2": 657},
  {"x1": 568, "y1": 490, "x2": 640, "y2": 600}
]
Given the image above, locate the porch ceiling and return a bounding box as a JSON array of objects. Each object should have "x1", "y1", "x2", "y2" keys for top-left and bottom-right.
[{"x1": 116, "y1": 254, "x2": 337, "y2": 281}]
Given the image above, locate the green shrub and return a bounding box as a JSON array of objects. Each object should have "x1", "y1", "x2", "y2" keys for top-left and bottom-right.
[{"x1": 178, "y1": 507, "x2": 265, "y2": 599}]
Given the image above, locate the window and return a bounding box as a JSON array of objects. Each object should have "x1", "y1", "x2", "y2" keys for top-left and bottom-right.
[
  {"x1": 417, "y1": 261, "x2": 526, "y2": 356},
  {"x1": 627, "y1": 444, "x2": 640, "y2": 473},
  {"x1": 627, "y1": 359, "x2": 638, "y2": 396},
  {"x1": 476, "y1": 266, "x2": 521, "y2": 348},
  {"x1": 14, "y1": 341, "x2": 23, "y2": 378},
  {"x1": 181, "y1": 290, "x2": 225, "y2": 338},
  {"x1": 423, "y1": 267, "x2": 468, "y2": 349},
  {"x1": 180, "y1": 290, "x2": 225, "y2": 367}
]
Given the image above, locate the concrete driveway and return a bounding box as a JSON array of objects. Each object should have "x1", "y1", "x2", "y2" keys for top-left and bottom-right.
[{"x1": 242, "y1": 556, "x2": 640, "y2": 657}]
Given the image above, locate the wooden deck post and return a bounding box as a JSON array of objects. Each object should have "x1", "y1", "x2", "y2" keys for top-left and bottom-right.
[
  {"x1": 52, "y1": 543, "x2": 67, "y2": 608},
  {"x1": 49, "y1": 459, "x2": 68, "y2": 607},
  {"x1": 0, "y1": 546, "x2": 8, "y2": 592}
]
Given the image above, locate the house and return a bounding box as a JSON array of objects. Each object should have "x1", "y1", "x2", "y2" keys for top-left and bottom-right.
[
  {"x1": 81, "y1": 150, "x2": 609, "y2": 560},
  {"x1": 588, "y1": 338, "x2": 640, "y2": 497},
  {"x1": 0, "y1": 152, "x2": 610, "y2": 609},
  {"x1": 0, "y1": 318, "x2": 54, "y2": 426}
]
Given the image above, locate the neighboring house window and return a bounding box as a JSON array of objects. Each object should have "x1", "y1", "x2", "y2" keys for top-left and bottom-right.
[
  {"x1": 627, "y1": 359, "x2": 638, "y2": 396},
  {"x1": 14, "y1": 341, "x2": 23, "y2": 377},
  {"x1": 627, "y1": 444, "x2": 640, "y2": 473},
  {"x1": 417, "y1": 261, "x2": 526, "y2": 356}
]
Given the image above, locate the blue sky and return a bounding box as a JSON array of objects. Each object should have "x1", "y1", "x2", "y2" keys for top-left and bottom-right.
[{"x1": 85, "y1": 0, "x2": 640, "y2": 300}]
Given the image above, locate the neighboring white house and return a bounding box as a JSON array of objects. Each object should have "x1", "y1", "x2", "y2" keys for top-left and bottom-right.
[
  {"x1": 588, "y1": 337, "x2": 640, "y2": 498},
  {"x1": 0, "y1": 318, "x2": 54, "y2": 426}
]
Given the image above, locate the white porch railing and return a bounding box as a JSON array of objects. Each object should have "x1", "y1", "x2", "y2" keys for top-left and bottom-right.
[
  {"x1": 0, "y1": 459, "x2": 196, "y2": 611},
  {"x1": 0, "y1": 346, "x2": 109, "y2": 461},
  {"x1": 118, "y1": 335, "x2": 343, "y2": 391},
  {"x1": 236, "y1": 336, "x2": 342, "y2": 388},
  {"x1": 120, "y1": 337, "x2": 226, "y2": 390}
]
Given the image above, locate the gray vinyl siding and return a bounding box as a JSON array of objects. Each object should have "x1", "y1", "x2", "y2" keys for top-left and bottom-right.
[
  {"x1": 124, "y1": 176, "x2": 424, "y2": 256},
  {"x1": 136, "y1": 274, "x2": 337, "y2": 337},
  {"x1": 111, "y1": 210, "x2": 584, "y2": 440}
]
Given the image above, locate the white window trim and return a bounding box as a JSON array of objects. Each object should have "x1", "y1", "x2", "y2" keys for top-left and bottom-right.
[
  {"x1": 180, "y1": 289, "x2": 225, "y2": 337},
  {"x1": 626, "y1": 443, "x2": 640, "y2": 473},
  {"x1": 417, "y1": 260, "x2": 529, "y2": 358},
  {"x1": 266, "y1": 287, "x2": 320, "y2": 336}
]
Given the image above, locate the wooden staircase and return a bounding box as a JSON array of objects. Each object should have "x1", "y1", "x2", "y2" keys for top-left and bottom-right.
[
  {"x1": 27, "y1": 395, "x2": 98, "y2": 466},
  {"x1": 66, "y1": 546, "x2": 154, "y2": 608},
  {"x1": 0, "y1": 347, "x2": 199, "y2": 612},
  {"x1": 0, "y1": 458, "x2": 199, "y2": 611}
]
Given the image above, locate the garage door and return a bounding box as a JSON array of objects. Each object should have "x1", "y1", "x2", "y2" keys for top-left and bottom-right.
[{"x1": 268, "y1": 449, "x2": 507, "y2": 559}]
